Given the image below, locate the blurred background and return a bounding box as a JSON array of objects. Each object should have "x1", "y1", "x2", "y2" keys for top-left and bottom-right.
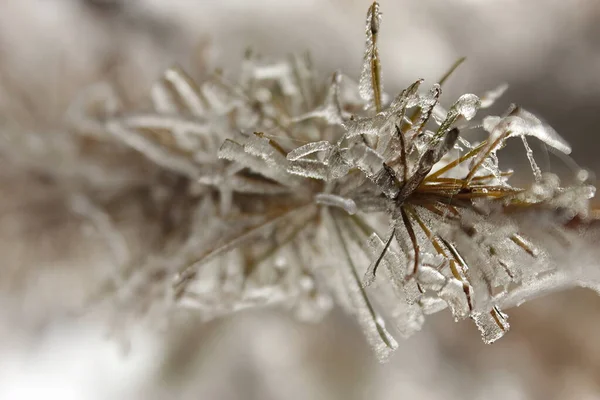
[{"x1": 0, "y1": 0, "x2": 599, "y2": 398}]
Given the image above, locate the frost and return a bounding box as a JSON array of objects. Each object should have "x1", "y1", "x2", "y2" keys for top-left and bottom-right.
[
  {"x1": 58, "y1": 0, "x2": 600, "y2": 364},
  {"x1": 416, "y1": 266, "x2": 446, "y2": 291},
  {"x1": 479, "y1": 83, "x2": 509, "y2": 109},
  {"x1": 439, "y1": 278, "x2": 471, "y2": 321},
  {"x1": 473, "y1": 308, "x2": 510, "y2": 344},
  {"x1": 420, "y1": 296, "x2": 448, "y2": 315},
  {"x1": 520, "y1": 135, "x2": 542, "y2": 181}
]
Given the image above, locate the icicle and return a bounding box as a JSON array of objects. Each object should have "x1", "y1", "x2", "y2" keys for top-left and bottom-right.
[
  {"x1": 200, "y1": 76, "x2": 239, "y2": 112},
  {"x1": 326, "y1": 149, "x2": 353, "y2": 180},
  {"x1": 372, "y1": 164, "x2": 401, "y2": 199},
  {"x1": 289, "y1": 52, "x2": 317, "y2": 111},
  {"x1": 455, "y1": 94, "x2": 481, "y2": 120},
  {"x1": 342, "y1": 115, "x2": 384, "y2": 139},
  {"x1": 469, "y1": 108, "x2": 572, "y2": 184}
]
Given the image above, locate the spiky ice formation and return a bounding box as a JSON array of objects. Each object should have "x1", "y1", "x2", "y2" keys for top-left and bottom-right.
[{"x1": 65, "y1": 2, "x2": 599, "y2": 361}]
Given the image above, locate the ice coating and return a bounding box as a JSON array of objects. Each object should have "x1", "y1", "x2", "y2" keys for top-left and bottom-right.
[
  {"x1": 473, "y1": 308, "x2": 510, "y2": 344},
  {"x1": 287, "y1": 141, "x2": 332, "y2": 161},
  {"x1": 466, "y1": 109, "x2": 573, "y2": 184},
  {"x1": 63, "y1": 0, "x2": 600, "y2": 364},
  {"x1": 520, "y1": 135, "x2": 543, "y2": 181},
  {"x1": 343, "y1": 79, "x2": 423, "y2": 147},
  {"x1": 344, "y1": 143, "x2": 385, "y2": 177},
  {"x1": 218, "y1": 138, "x2": 299, "y2": 187},
  {"x1": 479, "y1": 83, "x2": 509, "y2": 109},
  {"x1": 326, "y1": 211, "x2": 398, "y2": 362},
  {"x1": 417, "y1": 265, "x2": 447, "y2": 291},
  {"x1": 315, "y1": 193, "x2": 358, "y2": 215},
  {"x1": 407, "y1": 84, "x2": 441, "y2": 139},
  {"x1": 363, "y1": 231, "x2": 403, "y2": 287},
  {"x1": 482, "y1": 108, "x2": 572, "y2": 154},
  {"x1": 455, "y1": 94, "x2": 481, "y2": 121},
  {"x1": 439, "y1": 278, "x2": 471, "y2": 321},
  {"x1": 287, "y1": 159, "x2": 329, "y2": 180},
  {"x1": 433, "y1": 93, "x2": 481, "y2": 143},
  {"x1": 431, "y1": 104, "x2": 448, "y2": 125},
  {"x1": 359, "y1": 2, "x2": 383, "y2": 111}
]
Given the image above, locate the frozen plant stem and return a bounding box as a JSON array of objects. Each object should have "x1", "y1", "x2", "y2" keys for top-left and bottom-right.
[{"x1": 67, "y1": 2, "x2": 599, "y2": 362}]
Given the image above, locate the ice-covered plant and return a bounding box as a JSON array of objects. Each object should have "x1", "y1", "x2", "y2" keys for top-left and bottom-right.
[{"x1": 67, "y1": 2, "x2": 598, "y2": 361}]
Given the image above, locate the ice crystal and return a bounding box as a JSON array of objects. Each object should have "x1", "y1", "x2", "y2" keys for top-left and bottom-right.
[{"x1": 68, "y1": 2, "x2": 599, "y2": 362}]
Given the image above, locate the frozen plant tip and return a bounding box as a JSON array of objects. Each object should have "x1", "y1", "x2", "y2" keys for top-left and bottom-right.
[{"x1": 66, "y1": 2, "x2": 599, "y2": 361}]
